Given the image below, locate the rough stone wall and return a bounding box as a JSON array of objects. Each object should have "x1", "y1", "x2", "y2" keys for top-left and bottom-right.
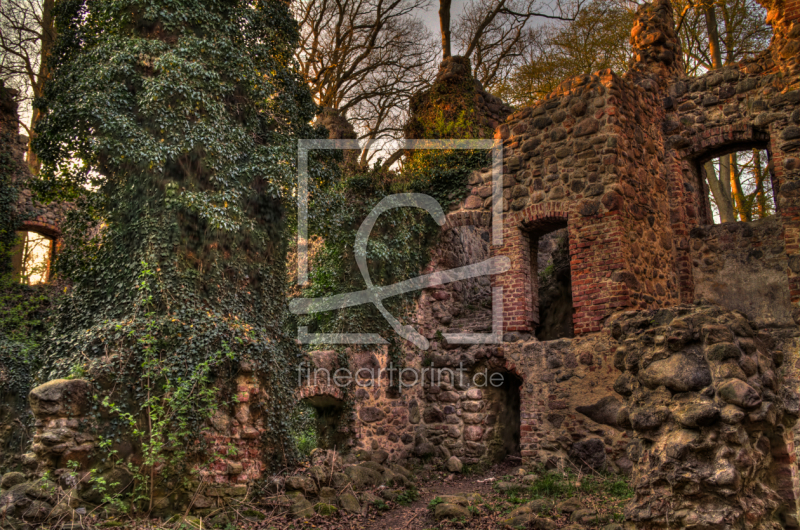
[
  {"x1": 690, "y1": 218, "x2": 794, "y2": 328},
  {"x1": 296, "y1": 0, "x2": 800, "y2": 486},
  {"x1": 25, "y1": 379, "x2": 97, "y2": 477},
  {"x1": 0, "y1": 83, "x2": 67, "y2": 241},
  {"x1": 503, "y1": 333, "x2": 633, "y2": 472},
  {"x1": 451, "y1": 68, "x2": 682, "y2": 334},
  {"x1": 603, "y1": 306, "x2": 799, "y2": 529}
]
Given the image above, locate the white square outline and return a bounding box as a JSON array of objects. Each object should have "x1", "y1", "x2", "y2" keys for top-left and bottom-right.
[{"x1": 296, "y1": 138, "x2": 505, "y2": 347}]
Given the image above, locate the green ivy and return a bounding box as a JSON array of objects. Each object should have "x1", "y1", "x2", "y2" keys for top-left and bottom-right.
[
  {"x1": 0, "y1": 129, "x2": 19, "y2": 271},
  {"x1": 28, "y1": 0, "x2": 322, "y2": 502},
  {"x1": 0, "y1": 100, "x2": 61, "y2": 471},
  {"x1": 295, "y1": 149, "x2": 489, "y2": 377}
]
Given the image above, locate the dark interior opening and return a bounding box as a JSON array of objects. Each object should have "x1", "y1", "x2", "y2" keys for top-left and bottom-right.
[
  {"x1": 487, "y1": 370, "x2": 522, "y2": 462},
  {"x1": 301, "y1": 395, "x2": 348, "y2": 452},
  {"x1": 696, "y1": 140, "x2": 776, "y2": 224},
  {"x1": 529, "y1": 224, "x2": 574, "y2": 340}
]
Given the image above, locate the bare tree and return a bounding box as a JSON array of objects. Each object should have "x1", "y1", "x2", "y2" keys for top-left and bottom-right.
[
  {"x1": 493, "y1": 1, "x2": 634, "y2": 104},
  {"x1": 440, "y1": 0, "x2": 584, "y2": 91},
  {"x1": 0, "y1": 0, "x2": 55, "y2": 173},
  {"x1": 675, "y1": 0, "x2": 770, "y2": 75},
  {"x1": 674, "y1": 0, "x2": 770, "y2": 222},
  {"x1": 294, "y1": 0, "x2": 437, "y2": 165}
]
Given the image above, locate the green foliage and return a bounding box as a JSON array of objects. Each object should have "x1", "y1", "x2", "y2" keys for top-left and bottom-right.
[
  {"x1": 372, "y1": 499, "x2": 390, "y2": 511},
  {"x1": 396, "y1": 486, "x2": 419, "y2": 506},
  {"x1": 88, "y1": 464, "x2": 129, "y2": 514},
  {"x1": 538, "y1": 262, "x2": 555, "y2": 282},
  {"x1": 402, "y1": 149, "x2": 490, "y2": 210},
  {"x1": 427, "y1": 496, "x2": 445, "y2": 510},
  {"x1": 0, "y1": 100, "x2": 53, "y2": 455},
  {"x1": 460, "y1": 462, "x2": 488, "y2": 476},
  {"x1": 405, "y1": 65, "x2": 491, "y2": 141},
  {"x1": 0, "y1": 249, "x2": 53, "y2": 346},
  {"x1": 0, "y1": 241, "x2": 57, "y2": 463},
  {"x1": 524, "y1": 468, "x2": 633, "y2": 501},
  {"x1": 526, "y1": 470, "x2": 577, "y2": 499},
  {"x1": 28, "y1": 0, "x2": 320, "y2": 504},
  {"x1": 496, "y1": 2, "x2": 634, "y2": 106},
  {"x1": 291, "y1": 402, "x2": 318, "y2": 460},
  {"x1": 298, "y1": 150, "x2": 489, "y2": 347},
  {"x1": 578, "y1": 474, "x2": 634, "y2": 499},
  {"x1": 0, "y1": 130, "x2": 20, "y2": 274},
  {"x1": 92, "y1": 264, "x2": 237, "y2": 507}
]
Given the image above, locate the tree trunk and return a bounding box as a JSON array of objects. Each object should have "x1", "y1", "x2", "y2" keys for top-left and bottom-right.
[
  {"x1": 439, "y1": 0, "x2": 452, "y2": 59},
  {"x1": 26, "y1": 0, "x2": 56, "y2": 175},
  {"x1": 729, "y1": 153, "x2": 747, "y2": 221},
  {"x1": 704, "y1": 160, "x2": 736, "y2": 223},
  {"x1": 703, "y1": 3, "x2": 723, "y2": 69},
  {"x1": 754, "y1": 149, "x2": 768, "y2": 218}
]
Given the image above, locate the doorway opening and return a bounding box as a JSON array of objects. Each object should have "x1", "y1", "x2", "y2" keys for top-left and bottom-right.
[
  {"x1": 11, "y1": 231, "x2": 53, "y2": 284},
  {"x1": 295, "y1": 395, "x2": 348, "y2": 458},
  {"x1": 529, "y1": 224, "x2": 573, "y2": 340},
  {"x1": 485, "y1": 370, "x2": 522, "y2": 462}
]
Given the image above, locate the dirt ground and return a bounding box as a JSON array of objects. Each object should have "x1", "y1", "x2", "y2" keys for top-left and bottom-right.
[{"x1": 42, "y1": 457, "x2": 631, "y2": 530}]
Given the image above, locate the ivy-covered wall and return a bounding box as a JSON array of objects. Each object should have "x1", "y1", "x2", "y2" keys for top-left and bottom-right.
[
  {"x1": 5, "y1": 0, "x2": 323, "y2": 516},
  {"x1": 0, "y1": 82, "x2": 59, "y2": 474}
]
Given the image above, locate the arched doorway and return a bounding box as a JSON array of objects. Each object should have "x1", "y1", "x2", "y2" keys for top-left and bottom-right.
[{"x1": 11, "y1": 230, "x2": 54, "y2": 284}]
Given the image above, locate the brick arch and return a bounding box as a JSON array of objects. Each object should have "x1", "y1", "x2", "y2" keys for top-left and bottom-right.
[
  {"x1": 18, "y1": 219, "x2": 61, "y2": 240},
  {"x1": 296, "y1": 384, "x2": 344, "y2": 408},
  {"x1": 442, "y1": 211, "x2": 492, "y2": 231},
  {"x1": 676, "y1": 124, "x2": 769, "y2": 162},
  {"x1": 498, "y1": 358, "x2": 526, "y2": 383},
  {"x1": 517, "y1": 202, "x2": 573, "y2": 227}
]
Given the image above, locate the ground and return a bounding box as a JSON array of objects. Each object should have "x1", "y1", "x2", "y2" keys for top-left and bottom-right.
[
  {"x1": 48, "y1": 457, "x2": 631, "y2": 530},
  {"x1": 228, "y1": 457, "x2": 630, "y2": 530}
]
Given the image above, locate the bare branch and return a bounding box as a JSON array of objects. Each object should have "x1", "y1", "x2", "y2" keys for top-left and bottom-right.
[{"x1": 293, "y1": 0, "x2": 436, "y2": 161}]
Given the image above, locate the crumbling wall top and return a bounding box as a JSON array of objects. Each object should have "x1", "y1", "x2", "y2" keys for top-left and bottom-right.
[{"x1": 627, "y1": 0, "x2": 684, "y2": 84}]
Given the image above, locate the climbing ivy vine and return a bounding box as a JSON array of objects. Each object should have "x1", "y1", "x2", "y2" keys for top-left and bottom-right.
[
  {"x1": 29, "y1": 0, "x2": 320, "y2": 500},
  {"x1": 0, "y1": 114, "x2": 59, "y2": 468},
  {"x1": 296, "y1": 149, "x2": 490, "y2": 363}
]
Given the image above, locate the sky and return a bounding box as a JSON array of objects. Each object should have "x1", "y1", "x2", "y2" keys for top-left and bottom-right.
[{"x1": 419, "y1": 0, "x2": 468, "y2": 40}]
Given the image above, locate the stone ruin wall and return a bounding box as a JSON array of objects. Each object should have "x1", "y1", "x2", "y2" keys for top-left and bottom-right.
[
  {"x1": 0, "y1": 82, "x2": 68, "y2": 278},
  {"x1": 4, "y1": 0, "x2": 800, "y2": 526},
  {"x1": 0, "y1": 82, "x2": 68, "y2": 476},
  {"x1": 297, "y1": 0, "x2": 800, "y2": 527},
  {"x1": 607, "y1": 306, "x2": 800, "y2": 529},
  {"x1": 690, "y1": 218, "x2": 795, "y2": 328}
]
